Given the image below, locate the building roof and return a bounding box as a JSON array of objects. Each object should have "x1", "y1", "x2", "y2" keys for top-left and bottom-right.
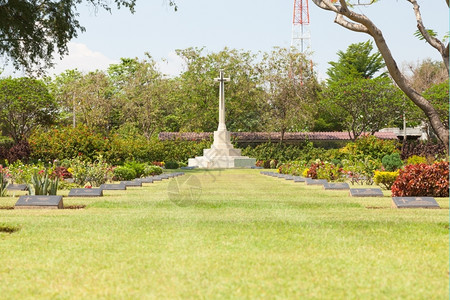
[{"x1": 158, "y1": 131, "x2": 398, "y2": 142}]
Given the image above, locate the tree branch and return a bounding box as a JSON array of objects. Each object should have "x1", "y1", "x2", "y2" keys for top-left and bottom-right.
[
  {"x1": 407, "y1": 0, "x2": 449, "y2": 72},
  {"x1": 334, "y1": 14, "x2": 369, "y2": 33}
]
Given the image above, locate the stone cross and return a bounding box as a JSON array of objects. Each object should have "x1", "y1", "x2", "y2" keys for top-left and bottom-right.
[{"x1": 214, "y1": 70, "x2": 230, "y2": 131}]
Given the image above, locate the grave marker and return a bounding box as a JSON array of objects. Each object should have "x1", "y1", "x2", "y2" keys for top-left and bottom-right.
[
  {"x1": 305, "y1": 178, "x2": 328, "y2": 185},
  {"x1": 15, "y1": 195, "x2": 63, "y2": 209},
  {"x1": 139, "y1": 177, "x2": 154, "y2": 184},
  {"x1": 99, "y1": 184, "x2": 126, "y2": 190},
  {"x1": 6, "y1": 184, "x2": 28, "y2": 191},
  {"x1": 121, "y1": 181, "x2": 143, "y2": 187},
  {"x1": 349, "y1": 188, "x2": 384, "y2": 197},
  {"x1": 392, "y1": 197, "x2": 440, "y2": 209},
  {"x1": 293, "y1": 176, "x2": 305, "y2": 183},
  {"x1": 323, "y1": 183, "x2": 350, "y2": 190},
  {"x1": 68, "y1": 188, "x2": 103, "y2": 197}
]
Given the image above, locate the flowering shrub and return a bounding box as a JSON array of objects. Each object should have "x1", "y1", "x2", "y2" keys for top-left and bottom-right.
[
  {"x1": 68, "y1": 156, "x2": 113, "y2": 187},
  {"x1": 278, "y1": 161, "x2": 307, "y2": 176},
  {"x1": 7, "y1": 160, "x2": 45, "y2": 184},
  {"x1": 51, "y1": 166, "x2": 72, "y2": 179},
  {"x1": 391, "y1": 162, "x2": 449, "y2": 197},
  {"x1": 305, "y1": 161, "x2": 345, "y2": 181},
  {"x1": 341, "y1": 157, "x2": 381, "y2": 185},
  {"x1": 29, "y1": 125, "x2": 109, "y2": 162},
  {"x1": 373, "y1": 171, "x2": 399, "y2": 190},
  {"x1": 151, "y1": 162, "x2": 165, "y2": 168}
]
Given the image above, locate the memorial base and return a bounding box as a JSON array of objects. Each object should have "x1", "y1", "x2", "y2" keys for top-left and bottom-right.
[{"x1": 188, "y1": 130, "x2": 256, "y2": 169}]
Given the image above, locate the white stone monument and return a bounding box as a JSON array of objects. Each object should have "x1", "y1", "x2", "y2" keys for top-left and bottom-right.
[{"x1": 188, "y1": 71, "x2": 256, "y2": 169}]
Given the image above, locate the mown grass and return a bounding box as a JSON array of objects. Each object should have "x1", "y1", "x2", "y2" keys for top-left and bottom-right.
[{"x1": 0, "y1": 169, "x2": 448, "y2": 299}]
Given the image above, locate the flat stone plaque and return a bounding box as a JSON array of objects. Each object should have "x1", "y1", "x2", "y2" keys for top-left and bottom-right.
[
  {"x1": 100, "y1": 184, "x2": 126, "y2": 190},
  {"x1": 7, "y1": 184, "x2": 28, "y2": 191},
  {"x1": 284, "y1": 175, "x2": 294, "y2": 180},
  {"x1": 152, "y1": 176, "x2": 162, "y2": 181},
  {"x1": 68, "y1": 188, "x2": 103, "y2": 197},
  {"x1": 121, "y1": 181, "x2": 142, "y2": 187},
  {"x1": 349, "y1": 188, "x2": 384, "y2": 197},
  {"x1": 293, "y1": 176, "x2": 306, "y2": 183},
  {"x1": 15, "y1": 195, "x2": 63, "y2": 209},
  {"x1": 323, "y1": 183, "x2": 350, "y2": 190},
  {"x1": 159, "y1": 174, "x2": 170, "y2": 179},
  {"x1": 392, "y1": 197, "x2": 440, "y2": 209},
  {"x1": 139, "y1": 177, "x2": 154, "y2": 183},
  {"x1": 305, "y1": 178, "x2": 328, "y2": 185}
]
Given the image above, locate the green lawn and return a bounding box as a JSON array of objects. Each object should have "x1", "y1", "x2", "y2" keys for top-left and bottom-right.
[{"x1": 0, "y1": 169, "x2": 448, "y2": 299}]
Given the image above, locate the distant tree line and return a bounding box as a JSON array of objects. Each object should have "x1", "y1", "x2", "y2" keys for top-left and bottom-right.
[{"x1": 0, "y1": 44, "x2": 447, "y2": 148}]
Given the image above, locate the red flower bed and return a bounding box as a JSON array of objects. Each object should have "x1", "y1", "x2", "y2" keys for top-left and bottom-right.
[{"x1": 391, "y1": 162, "x2": 449, "y2": 197}]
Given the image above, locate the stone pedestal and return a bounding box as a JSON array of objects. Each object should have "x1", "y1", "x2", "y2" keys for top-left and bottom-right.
[{"x1": 188, "y1": 130, "x2": 255, "y2": 169}]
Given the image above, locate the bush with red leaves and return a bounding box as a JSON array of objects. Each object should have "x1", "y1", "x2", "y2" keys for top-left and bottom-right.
[
  {"x1": 51, "y1": 166, "x2": 73, "y2": 179},
  {"x1": 391, "y1": 162, "x2": 449, "y2": 197},
  {"x1": 0, "y1": 140, "x2": 31, "y2": 163}
]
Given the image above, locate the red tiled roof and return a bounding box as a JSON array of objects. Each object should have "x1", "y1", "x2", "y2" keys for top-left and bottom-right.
[{"x1": 158, "y1": 131, "x2": 398, "y2": 141}]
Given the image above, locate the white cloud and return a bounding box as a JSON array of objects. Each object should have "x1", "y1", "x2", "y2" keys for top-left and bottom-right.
[
  {"x1": 49, "y1": 42, "x2": 117, "y2": 76},
  {"x1": 156, "y1": 51, "x2": 185, "y2": 78}
]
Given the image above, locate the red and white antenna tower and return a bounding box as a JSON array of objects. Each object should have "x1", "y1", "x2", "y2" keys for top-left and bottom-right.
[{"x1": 291, "y1": 0, "x2": 311, "y2": 53}]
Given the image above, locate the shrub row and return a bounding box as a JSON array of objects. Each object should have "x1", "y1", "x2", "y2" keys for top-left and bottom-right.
[{"x1": 27, "y1": 125, "x2": 211, "y2": 165}]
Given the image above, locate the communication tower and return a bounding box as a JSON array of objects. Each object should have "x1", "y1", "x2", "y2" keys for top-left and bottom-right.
[{"x1": 291, "y1": 0, "x2": 311, "y2": 53}]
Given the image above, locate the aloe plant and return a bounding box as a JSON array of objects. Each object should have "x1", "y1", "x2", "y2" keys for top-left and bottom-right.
[
  {"x1": 0, "y1": 172, "x2": 8, "y2": 197},
  {"x1": 29, "y1": 170, "x2": 58, "y2": 196}
]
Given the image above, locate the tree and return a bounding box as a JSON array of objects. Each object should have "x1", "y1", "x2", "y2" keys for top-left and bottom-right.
[
  {"x1": 259, "y1": 47, "x2": 319, "y2": 141},
  {"x1": 48, "y1": 69, "x2": 83, "y2": 127},
  {"x1": 108, "y1": 56, "x2": 173, "y2": 138},
  {"x1": 320, "y1": 76, "x2": 405, "y2": 139},
  {"x1": 405, "y1": 59, "x2": 448, "y2": 93},
  {"x1": 327, "y1": 40, "x2": 386, "y2": 82},
  {"x1": 175, "y1": 47, "x2": 266, "y2": 132},
  {"x1": 0, "y1": 0, "x2": 143, "y2": 73},
  {"x1": 312, "y1": 0, "x2": 449, "y2": 149},
  {"x1": 0, "y1": 77, "x2": 58, "y2": 143}
]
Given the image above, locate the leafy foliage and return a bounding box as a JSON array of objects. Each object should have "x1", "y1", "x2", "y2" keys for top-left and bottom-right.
[
  {"x1": 373, "y1": 171, "x2": 399, "y2": 190},
  {"x1": 341, "y1": 135, "x2": 399, "y2": 160},
  {"x1": 391, "y1": 162, "x2": 449, "y2": 197},
  {"x1": 326, "y1": 40, "x2": 386, "y2": 82},
  {"x1": 406, "y1": 155, "x2": 427, "y2": 165},
  {"x1": 164, "y1": 161, "x2": 180, "y2": 169},
  {"x1": 113, "y1": 166, "x2": 136, "y2": 181},
  {"x1": 29, "y1": 125, "x2": 109, "y2": 162},
  {"x1": 0, "y1": 0, "x2": 137, "y2": 73},
  {"x1": 400, "y1": 141, "x2": 447, "y2": 161},
  {"x1": 0, "y1": 77, "x2": 58, "y2": 143},
  {"x1": 381, "y1": 153, "x2": 403, "y2": 171},
  {"x1": 320, "y1": 76, "x2": 405, "y2": 139}
]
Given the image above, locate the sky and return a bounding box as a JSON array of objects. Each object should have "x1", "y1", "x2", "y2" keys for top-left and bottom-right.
[{"x1": 6, "y1": 0, "x2": 449, "y2": 80}]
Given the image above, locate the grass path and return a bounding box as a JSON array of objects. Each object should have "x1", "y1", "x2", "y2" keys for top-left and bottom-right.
[{"x1": 0, "y1": 169, "x2": 448, "y2": 299}]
